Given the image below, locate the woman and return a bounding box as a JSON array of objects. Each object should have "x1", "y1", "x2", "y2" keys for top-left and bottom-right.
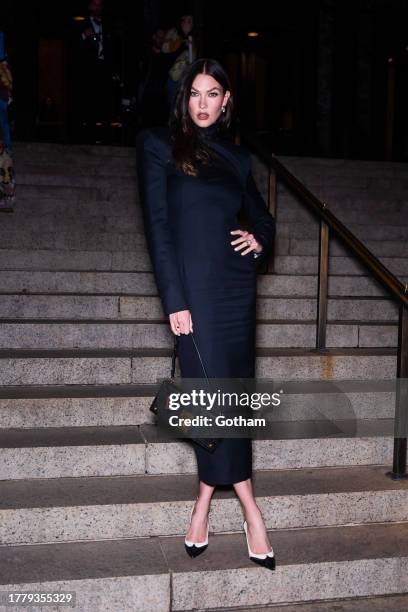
[{"x1": 136, "y1": 58, "x2": 276, "y2": 570}]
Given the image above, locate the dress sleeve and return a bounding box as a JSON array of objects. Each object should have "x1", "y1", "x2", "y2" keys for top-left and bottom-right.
[
  {"x1": 136, "y1": 129, "x2": 189, "y2": 316},
  {"x1": 242, "y1": 166, "x2": 276, "y2": 267}
]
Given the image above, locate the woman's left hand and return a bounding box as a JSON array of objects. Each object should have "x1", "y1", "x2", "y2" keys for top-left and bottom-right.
[{"x1": 230, "y1": 230, "x2": 263, "y2": 256}]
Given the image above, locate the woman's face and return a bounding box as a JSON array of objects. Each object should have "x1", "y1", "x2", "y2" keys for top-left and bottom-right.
[
  {"x1": 181, "y1": 15, "x2": 193, "y2": 35},
  {"x1": 188, "y1": 73, "x2": 231, "y2": 128}
]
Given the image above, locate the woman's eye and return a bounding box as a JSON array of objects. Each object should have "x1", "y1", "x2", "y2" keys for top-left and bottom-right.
[{"x1": 209, "y1": 92, "x2": 218, "y2": 97}]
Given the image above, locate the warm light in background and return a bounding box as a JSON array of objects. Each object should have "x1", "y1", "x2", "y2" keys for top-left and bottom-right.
[
  {"x1": 247, "y1": 32, "x2": 259, "y2": 38},
  {"x1": 73, "y1": 16, "x2": 86, "y2": 22}
]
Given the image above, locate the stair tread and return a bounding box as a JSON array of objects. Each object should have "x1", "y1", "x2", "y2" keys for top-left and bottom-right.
[
  {"x1": 0, "y1": 347, "x2": 397, "y2": 358},
  {"x1": 0, "y1": 418, "x2": 396, "y2": 448},
  {"x1": 0, "y1": 465, "x2": 406, "y2": 510},
  {"x1": 0, "y1": 383, "x2": 158, "y2": 398},
  {"x1": 212, "y1": 593, "x2": 408, "y2": 612},
  {"x1": 0, "y1": 378, "x2": 396, "y2": 399},
  {"x1": 0, "y1": 522, "x2": 407, "y2": 585},
  {"x1": 0, "y1": 318, "x2": 398, "y2": 325},
  {"x1": 0, "y1": 425, "x2": 145, "y2": 447}
]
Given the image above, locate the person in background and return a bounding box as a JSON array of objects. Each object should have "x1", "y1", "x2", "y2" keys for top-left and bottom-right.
[
  {"x1": 0, "y1": 29, "x2": 15, "y2": 212},
  {"x1": 75, "y1": 0, "x2": 119, "y2": 143},
  {"x1": 0, "y1": 30, "x2": 12, "y2": 150},
  {"x1": 162, "y1": 14, "x2": 196, "y2": 109},
  {"x1": 138, "y1": 26, "x2": 172, "y2": 127},
  {"x1": 0, "y1": 126, "x2": 15, "y2": 211}
]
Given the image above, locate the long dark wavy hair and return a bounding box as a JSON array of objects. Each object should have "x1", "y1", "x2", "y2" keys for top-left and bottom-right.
[{"x1": 169, "y1": 58, "x2": 234, "y2": 176}]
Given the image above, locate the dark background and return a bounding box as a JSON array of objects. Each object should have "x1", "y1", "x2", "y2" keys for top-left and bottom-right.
[{"x1": 1, "y1": 0, "x2": 408, "y2": 160}]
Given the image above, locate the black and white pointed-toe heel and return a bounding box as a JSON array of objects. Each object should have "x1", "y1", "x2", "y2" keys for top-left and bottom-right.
[
  {"x1": 184, "y1": 499, "x2": 209, "y2": 558},
  {"x1": 243, "y1": 520, "x2": 276, "y2": 570}
]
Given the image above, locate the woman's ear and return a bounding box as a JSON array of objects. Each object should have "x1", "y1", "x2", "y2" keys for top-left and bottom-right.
[{"x1": 223, "y1": 90, "x2": 231, "y2": 107}]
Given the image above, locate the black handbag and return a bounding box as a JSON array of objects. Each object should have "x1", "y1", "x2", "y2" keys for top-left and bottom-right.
[{"x1": 150, "y1": 332, "x2": 221, "y2": 453}]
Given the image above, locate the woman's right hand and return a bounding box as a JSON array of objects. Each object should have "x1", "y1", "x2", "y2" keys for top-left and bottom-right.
[{"x1": 169, "y1": 310, "x2": 193, "y2": 336}]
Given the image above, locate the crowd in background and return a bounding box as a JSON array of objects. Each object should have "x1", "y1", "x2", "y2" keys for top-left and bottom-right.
[
  {"x1": 69, "y1": 0, "x2": 197, "y2": 143},
  {"x1": 0, "y1": 1, "x2": 199, "y2": 211},
  {"x1": 0, "y1": 29, "x2": 15, "y2": 211}
]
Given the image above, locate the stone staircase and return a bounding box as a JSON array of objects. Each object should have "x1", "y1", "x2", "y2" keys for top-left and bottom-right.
[{"x1": 0, "y1": 142, "x2": 407, "y2": 611}]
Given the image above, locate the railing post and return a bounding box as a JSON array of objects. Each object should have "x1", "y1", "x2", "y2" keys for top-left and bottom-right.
[
  {"x1": 387, "y1": 303, "x2": 408, "y2": 479},
  {"x1": 316, "y1": 219, "x2": 329, "y2": 350},
  {"x1": 267, "y1": 168, "x2": 277, "y2": 273},
  {"x1": 268, "y1": 168, "x2": 277, "y2": 220}
]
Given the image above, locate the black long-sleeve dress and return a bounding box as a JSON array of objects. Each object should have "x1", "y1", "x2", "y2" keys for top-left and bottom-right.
[{"x1": 136, "y1": 122, "x2": 275, "y2": 485}]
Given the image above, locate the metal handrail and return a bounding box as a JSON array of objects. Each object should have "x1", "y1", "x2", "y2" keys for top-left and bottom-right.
[
  {"x1": 241, "y1": 129, "x2": 408, "y2": 306},
  {"x1": 239, "y1": 127, "x2": 408, "y2": 480}
]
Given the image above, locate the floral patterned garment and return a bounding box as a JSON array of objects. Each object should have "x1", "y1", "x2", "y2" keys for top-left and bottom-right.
[
  {"x1": 0, "y1": 59, "x2": 12, "y2": 102},
  {"x1": 0, "y1": 143, "x2": 15, "y2": 210}
]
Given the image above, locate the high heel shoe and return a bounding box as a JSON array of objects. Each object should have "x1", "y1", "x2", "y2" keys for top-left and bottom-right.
[
  {"x1": 243, "y1": 520, "x2": 276, "y2": 570},
  {"x1": 184, "y1": 498, "x2": 209, "y2": 558}
]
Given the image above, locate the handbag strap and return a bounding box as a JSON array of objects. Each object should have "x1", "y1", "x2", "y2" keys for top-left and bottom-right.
[
  {"x1": 171, "y1": 334, "x2": 178, "y2": 378},
  {"x1": 171, "y1": 332, "x2": 209, "y2": 380}
]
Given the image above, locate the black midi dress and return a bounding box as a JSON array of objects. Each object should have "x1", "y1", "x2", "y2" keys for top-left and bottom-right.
[{"x1": 136, "y1": 122, "x2": 275, "y2": 486}]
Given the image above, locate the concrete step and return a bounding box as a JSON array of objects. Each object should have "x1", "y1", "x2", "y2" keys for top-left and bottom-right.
[
  {"x1": 277, "y1": 221, "x2": 408, "y2": 241},
  {"x1": 17, "y1": 171, "x2": 137, "y2": 188},
  {"x1": 0, "y1": 320, "x2": 398, "y2": 349},
  {"x1": 258, "y1": 274, "x2": 408, "y2": 298},
  {"x1": 277, "y1": 154, "x2": 408, "y2": 176},
  {"x1": 0, "y1": 248, "x2": 151, "y2": 271},
  {"x1": 13, "y1": 142, "x2": 135, "y2": 155},
  {"x1": 14, "y1": 162, "x2": 136, "y2": 180},
  {"x1": 1, "y1": 224, "x2": 408, "y2": 262},
  {"x1": 280, "y1": 179, "x2": 408, "y2": 199},
  {"x1": 0, "y1": 384, "x2": 396, "y2": 428},
  {"x1": 13, "y1": 141, "x2": 135, "y2": 154},
  {"x1": 0, "y1": 349, "x2": 397, "y2": 385},
  {"x1": 273, "y1": 255, "x2": 407, "y2": 276},
  {"x1": 0, "y1": 424, "x2": 146, "y2": 479},
  {"x1": 1, "y1": 247, "x2": 406, "y2": 276},
  {"x1": 276, "y1": 206, "x2": 408, "y2": 226},
  {"x1": 0, "y1": 419, "x2": 401, "y2": 478},
  {"x1": 1, "y1": 197, "x2": 141, "y2": 217},
  {"x1": 0, "y1": 295, "x2": 399, "y2": 321},
  {"x1": 1, "y1": 227, "x2": 408, "y2": 259},
  {"x1": 0, "y1": 227, "x2": 145, "y2": 252},
  {"x1": 279, "y1": 236, "x2": 408, "y2": 258},
  {"x1": 0, "y1": 211, "x2": 145, "y2": 233},
  {"x1": 118, "y1": 419, "x2": 404, "y2": 478},
  {"x1": 13, "y1": 155, "x2": 136, "y2": 173},
  {"x1": 15, "y1": 169, "x2": 408, "y2": 195},
  {"x1": 0, "y1": 392, "x2": 154, "y2": 427},
  {"x1": 14, "y1": 183, "x2": 138, "y2": 203},
  {"x1": 0, "y1": 465, "x2": 406, "y2": 545},
  {"x1": 0, "y1": 271, "x2": 405, "y2": 298},
  {"x1": 230, "y1": 595, "x2": 408, "y2": 612},
  {"x1": 5, "y1": 199, "x2": 407, "y2": 229},
  {"x1": 0, "y1": 270, "x2": 157, "y2": 294},
  {"x1": 0, "y1": 207, "x2": 406, "y2": 247},
  {"x1": 0, "y1": 522, "x2": 407, "y2": 610},
  {"x1": 279, "y1": 193, "x2": 408, "y2": 214}
]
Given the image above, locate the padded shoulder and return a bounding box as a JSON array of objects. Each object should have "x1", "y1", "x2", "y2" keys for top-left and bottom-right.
[{"x1": 136, "y1": 126, "x2": 171, "y2": 159}]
